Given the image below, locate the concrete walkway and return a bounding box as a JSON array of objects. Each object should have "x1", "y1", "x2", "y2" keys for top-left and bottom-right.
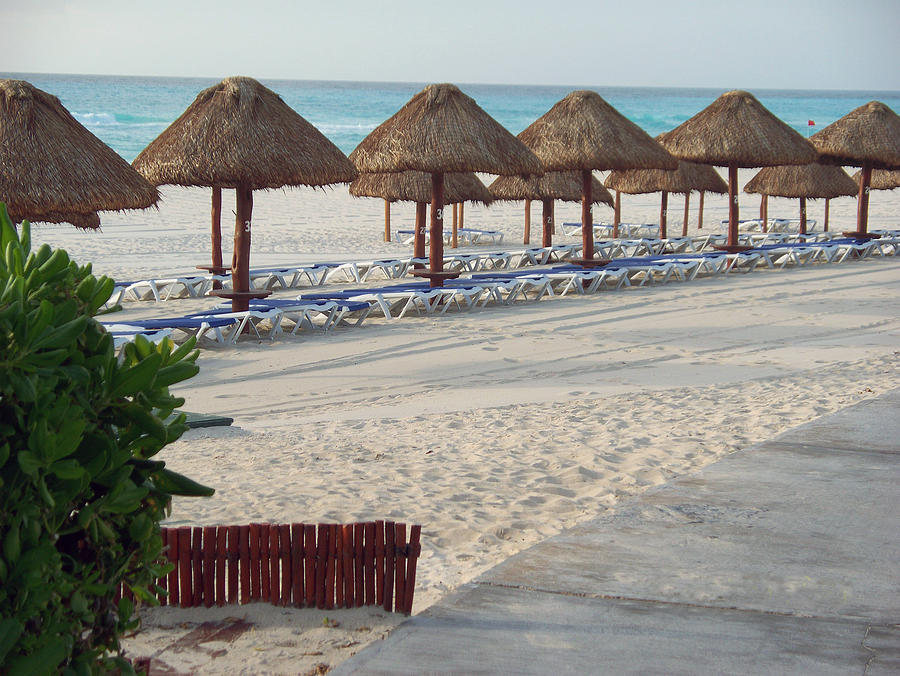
[{"x1": 334, "y1": 389, "x2": 900, "y2": 675}]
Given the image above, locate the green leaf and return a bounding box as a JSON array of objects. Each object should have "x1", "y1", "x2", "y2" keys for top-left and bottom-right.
[
  {"x1": 154, "y1": 361, "x2": 200, "y2": 388},
  {"x1": 7, "y1": 636, "x2": 69, "y2": 676},
  {"x1": 110, "y1": 353, "x2": 161, "y2": 398},
  {"x1": 153, "y1": 468, "x2": 215, "y2": 497},
  {"x1": 30, "y1": 315, "x2": 88, "y2": 351},
  {"x1": 17, "y1": 450, "x2": 43, "y2": 476},
  {"x1": 0, "y1": 618, "x2": 24, "y2": 664}
]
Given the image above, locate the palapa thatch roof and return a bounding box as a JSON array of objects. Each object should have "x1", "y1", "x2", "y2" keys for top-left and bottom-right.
[
  {"x1": 349, "y1": 83, "x2": 542, "y2": 176},
  {"x1": 0, "y1": 79, "x2": 158, "y2": 229},
  {"x1": 604, "y1": 162, "x2": 724, "y2": 195},
  {"x1": 349, "y1": 171, "x2": 492, "y2": 205},
  {"x1": 852, "y1": 168, "x2": 900, "y2": 191},
  {"x1": 517, "y1": 90, "x2": 676, "y2": 172},
  {"x1": 133, "y1": 76, "x2": 357, "y2": 189},
  {"x1": 811, "y1": 101, "x2": 900, "y2": 170},
  {"x1": 657, "y1": 90, "x2": 817, "y2": 168},
  {"x1": 488, "y1": 171, "x2": 613, "y2": 205},
  {"x1": 744, "y1": 163, "x2": 858, "y2": 199},
  {"x1": 678, "y1": 162, "x2": 729, "y2": 194}
]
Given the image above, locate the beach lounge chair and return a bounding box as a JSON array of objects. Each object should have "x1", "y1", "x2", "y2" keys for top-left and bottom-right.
[
  {"x1": 121, "y1": 274, "x2": 221, "y2": 302},
  {"x1": 456, "y1": 228, "x2": 504, "y2": 245},
  {"x1": 99, "y1": 315, "x2": 241, "y2": 345}
]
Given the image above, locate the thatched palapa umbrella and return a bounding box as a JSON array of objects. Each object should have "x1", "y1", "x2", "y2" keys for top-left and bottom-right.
[
  {"x1": 349, "y1": 170, "x2": 493, "y2": 266},
  {"x1": 488, "y1": 171, "x2": 613, "y2": 247},
  {"x1": 744, "y1": 163, "x2": 857, "y2": 233},
  {"x1": 0, "y1": 79, "x2": 158, "y2": 229},
  {"x1": 658, "y1": 90, "x2": 816, "y2": 251},
  {"x1": 604, "y1": 155, "x2": 727, "y2": 239},
  {"x1": 350, "y1": 84, "x2": 541, "y2": 287},
  {"x1": 133, "y1": 76, "x2": 357, "y2": 310},
  {"x1": 517, "y1": 90, "x2": 676, "y2": 266},
  {"x1": 853, "y1": 168, "x2": 900, "y2": 191},
  {"x1": 812, "y1": 102, "x2": 900, "y2": 237}
]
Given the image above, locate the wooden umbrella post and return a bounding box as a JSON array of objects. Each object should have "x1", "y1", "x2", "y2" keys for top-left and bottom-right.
[
  {"x1": 856, "y1": 163, "x2": 872, "y2": 237},
  {"x1": 458, "y1": 202, "x2": 464, "y2": 232},
  {"x1": 523, "y1": 198, "x2": 531, "y2": 245},
  {"x1": 824, "y1": 198, "x2": 830, "y2": 232},
  {"x1": 451, "y1": 203, "x2": 458, "y2": 249},
  {"x1": 210, "y1": 187, "x2": 224, "y2": 290},
  {"x1": 384, "y1": 199, "x2": 391, "y2": 242},
  {"x1": 761, "y1": 194, "x2": 769, "y2": 233},
  {"x1": 232, "y1": 184, "x2": 253, "y2": 312},
  {"x1": 581, "y1": 169, "x2": 593, "y2": 261},
  {"x1": 613, "y1": 189, "x2": 621, "y2": 238},
  {"x1": 698, "y1": 191, "x2": 705, "y2": 230},
  {"x1": 727, "y1": 164, "x2": 739, "y2": 247},
  {"x1": 658, "y1": 192, "x2": 667, "y2": 239},
  {"x1": 799, "y1": 196, "x2": 807, "y2": 234},
  {"x1": 429, "y1": 172, "x2": 445, "y2": 287},
  {"x1": 542, "y1": 198, "x2": 553, "y2": 247},
  {"x1": 682, "y1": 192, "x2": 690, "y2": 237},
  {"x1": 413, "y1": 202, "x2": 426, "y2": 269}
]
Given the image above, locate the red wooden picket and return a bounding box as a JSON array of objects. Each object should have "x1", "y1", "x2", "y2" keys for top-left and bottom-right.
[
  {"x1": 215, "y1": 527, "x2": 227, "y2": 607},
  {"x1": 353, "y1": 523, "x2": 365, "y2": 607},
  {"x1": 268, "y1": 524, "x2": 278, "y2": 603},
  {"x1": 279, "y1": 524, "x2": 291, "y2": 607},
  {"x1": 239, "y1": 525, "x2": 250, "y2": 604},
  {"x1": 374, "y1": 521, "x2": 385, "y2": 606},
  {"x1": 260, "y1": 524, "x2": 271, "y2": 603},
  {"x1": 342, "y1": 525, "x2": 354, "y2": 607},
  {"x1": 165, "y1": 527, "x2": 179, "y2": 607},
  {"x1": 291, "y1": 523, "x2": 304, "y2": 607},
  {"x1": 383, "y1": 521, "x2": 395, "y2": 612},
  {"x1": 249, "y1": 523, "x2": 261, "y2": 602},
  {"x1": 315, "y1": 524, "x2": 328, "y2": 609},
  {"x1": 404, "y1": 525, "x2": 421, "y2": 615},
  {"x1": 203, "y1": 526, "x2": 216, "y2": 608},
  {"x1": 158, "y1": 529, "x2": 169, "y2": 607},
  {"x1": 304, "y1": 524, "x2": 316, "y2": 608},
  {"x1": 191, "y1": 527, "x2": 203, "y2": 607},
  {"x1": 227, "y1": 525, "x2": 239, "y2": 604},
  {"x1": 394, "y1": 523, "x2": 407, "y2": 615},
  {"x1": 326, "y1": 524, "x2": 337, "y2": 610},
  {"x1": 364, "y1": 522, "x2": 376, "y2": 606},
  {"x1": 178, "y1": 527, "x2": 191, "y2": 608}
]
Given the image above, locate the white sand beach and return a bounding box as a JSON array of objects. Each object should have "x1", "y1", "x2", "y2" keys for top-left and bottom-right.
[{"x1": 30, "y1": 172, "x2": 900, "y2": 675}]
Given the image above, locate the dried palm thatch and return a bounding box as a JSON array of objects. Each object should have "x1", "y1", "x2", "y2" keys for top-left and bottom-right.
[
  {"x1": 810, "y1": 101, "x2": 900, "y2": 236},
  {"x1": 349, "y1": 84, "x2": 542, "y2": 176},
  {"x1": 133, "y1": 76, "x2": 357, "y2": 189},
  {"x1": 350, "y1": 171, "x2": 493, "y2": 205},
  {"x1": 517, "y1": 91, "x2": 677, "y2": 171},
  {"x1": 811, "y1": 102, "x2": 900, "y2": 170},
  {"x1": 853, "y1": 168, "x2": 900, "y2": 191},
  {"x1": 677, "y1": 162, "x2": 729, "y2": 194},
  {"x1": 744, "y1": 163, "x2": 858, "y2": 199},
  {"x1": 657, "y1": 90, "x2": 817, "y2": 168},
  {"x1": 516, "y1": 90, "x2": 674, "y2": 264},
  {"x1": 0, "y1": 79, "x2": 158, "y2": 229},
  {"x1": 488, "y1": 171, "x2": 613, "y2": 205},
  {"x1": 658, "y1": 90, "x2": 815, "y2": 249}
]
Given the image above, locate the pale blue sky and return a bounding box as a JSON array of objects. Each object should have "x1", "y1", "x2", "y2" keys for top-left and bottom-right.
[{"x1": 3, "y1": 0, "x2": 898, "y2": 90}]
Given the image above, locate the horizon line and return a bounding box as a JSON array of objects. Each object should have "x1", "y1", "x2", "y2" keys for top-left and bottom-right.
[{"x1": 3, "y1": 70, "x2": 899, "y2": 97}]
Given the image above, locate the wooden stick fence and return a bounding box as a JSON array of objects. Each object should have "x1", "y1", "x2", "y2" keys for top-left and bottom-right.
[{"x1": 119, "y1": 521, "x2": 421, "y2": 615}]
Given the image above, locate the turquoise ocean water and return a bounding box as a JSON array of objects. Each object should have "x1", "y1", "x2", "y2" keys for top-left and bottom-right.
[{"x1": 4, "y1": 73, "x2": 900, "y2": 163}]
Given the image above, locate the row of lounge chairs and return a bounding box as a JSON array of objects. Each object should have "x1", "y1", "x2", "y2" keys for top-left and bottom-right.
[
  {"x1": 102, "y1": 231, "x2": 898, "y2": 351},
  {"x1": 114, "y1": 229, "x2": 892, "y2": 306},
  {"x1": 396, "y1": 227, "x2": 504, "y2": 246}
]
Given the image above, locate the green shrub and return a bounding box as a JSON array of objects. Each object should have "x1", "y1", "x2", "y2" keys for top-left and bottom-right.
[{"x1": 0, "y1": 203, "x2": 214, "y2": 675}]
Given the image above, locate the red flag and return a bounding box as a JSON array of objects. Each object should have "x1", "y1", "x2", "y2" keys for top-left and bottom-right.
[{"x1": 808, "y1": 120, "x2": 815, "y2": 126}]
